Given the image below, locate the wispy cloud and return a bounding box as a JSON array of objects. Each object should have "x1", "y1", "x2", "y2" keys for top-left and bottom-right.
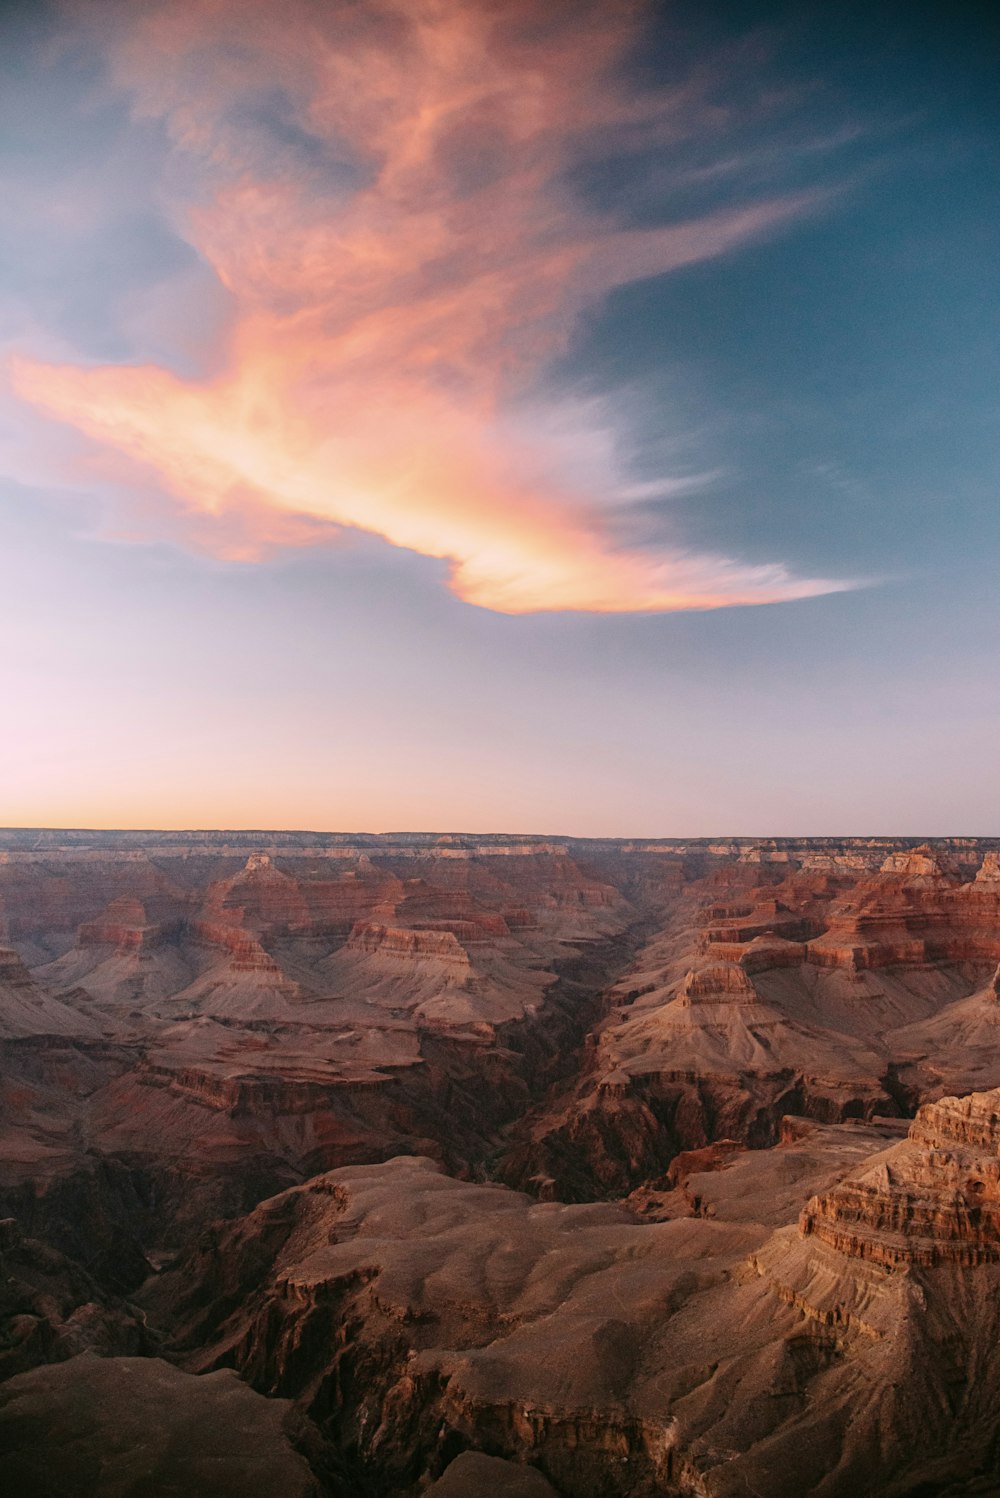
[{"x1": 9, "y1": 0, "x2": 853, "y2": 612}]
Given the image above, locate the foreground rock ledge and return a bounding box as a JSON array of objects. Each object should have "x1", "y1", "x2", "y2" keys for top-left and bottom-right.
[
  {"x1": 0, "y1": 1355, "x2": 322, "y2": 1498},
  {"x1": 129, "y1": 1096, "x2": 1000, "y2": 1496}
]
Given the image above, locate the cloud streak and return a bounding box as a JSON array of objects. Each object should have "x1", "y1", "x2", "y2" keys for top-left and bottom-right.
[{"x1": 10, "y1": 0, "x2": 852, "y2": 612}]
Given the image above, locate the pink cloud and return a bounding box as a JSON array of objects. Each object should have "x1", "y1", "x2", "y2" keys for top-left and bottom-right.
[{"x1": 12, "y1": 0, "x2": 852, "y2": 612}]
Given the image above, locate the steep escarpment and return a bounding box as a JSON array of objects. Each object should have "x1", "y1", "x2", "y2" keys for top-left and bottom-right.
[
  {"x1": 738, "y1": 1090, "x2": 1000, "y2": 1495},
  {"x1": 800, "y1": 1088, "x2": 1000, "y2": 1267}
]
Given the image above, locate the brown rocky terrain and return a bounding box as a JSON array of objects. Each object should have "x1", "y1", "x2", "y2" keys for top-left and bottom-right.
[
  {"x1": 0, "y1": 1356, "x2": 326, "y2": 1497},
  {"x1": 137, "y1": 1102, "x2": 1000, "y2": 1496},
  {"x1": 0, "y1": 1216, "x2": 152, "y2": 1382},
  {"x1": 502, "y1": 844, "x2": 1000, "y2": 1200},
  {"x1": 2, "y1": 830, "x2": 1000, "y2": 1493}
]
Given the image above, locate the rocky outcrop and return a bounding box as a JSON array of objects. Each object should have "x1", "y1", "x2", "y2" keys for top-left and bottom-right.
[
  {"x1": 0, "y1": 949, "x2": 35, "y2": 989},
  {"x1": 878, "y1": 846, "x2": 952, "y2": 878},
  {"x1": 801, "y1": 1088, "x2": 1000, "y2": 1267},
  {"x1": 679, "y1": 962, "x2": 758, "y2": 1002},
  {"x1": 189, "y1": 920, "x2": 289, "y2": 973},
  {"x1": 426, "y1": 1451, "x2": 558, "y2": 1496},
  {"x1": 198, "y1": 851, "x2": 407, "y2": 942},
  {"x1": 0, "y1": 852, "x2": 185, "y2": 953},
  {"x1": 344, "y1": 920, "x2": 475, "y2": 965},
  {"x1": 0, "y1": 949, "x2": 97, "y2": 1038},
  {"x1": 805, "y1": 844, "x2": 1000, "y2": 971},
  {"x1": 701, "y1": 895, "x2": 821, "y2": 945},
  {"x1": 738, "y1": 934, "x2": 809, "y2": 972},
  {"x1": 395, "y1": 882, "x2": 512, "y2": 939},
  {"x1": 138, "y1": 1157, "x2": 758, "y2": 1493},
  {"x1": 138, "y1": 1116, "x2": 1000, "y2": 1498},
  {"x1": 0, "y1": 1356, "x2": 324, "y2": 1497},
  {"x1": 77, "y1": 898, "x2": 173, "y2": 952}
]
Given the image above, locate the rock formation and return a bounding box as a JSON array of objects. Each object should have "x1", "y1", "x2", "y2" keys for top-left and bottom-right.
[
  {"x1": 1, "y1": 831, "x2": 1000, "y2": 1494},
  {"x1": 801, "y1": 1088, "x2": 1000, "y2": 1267},
  {"x1": 0, "y1": 947, "x2": 98, "y2": 1039},
  {"x1": 136, "y1": 1104, "x2": 1000, "y2": 1496},
  {"x1": 0, "y1": 1357, "x2": 325, "y2": 1497},
  {"x1": 426, "y1": 1452, "x2": 558, "y2": 1496}
]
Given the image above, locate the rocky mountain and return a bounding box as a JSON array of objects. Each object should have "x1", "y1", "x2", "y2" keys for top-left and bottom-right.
[{"x1": 2, "y1": 831, "x2": 1000, "y2": 1494}]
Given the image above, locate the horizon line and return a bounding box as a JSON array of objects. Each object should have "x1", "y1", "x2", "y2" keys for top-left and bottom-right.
[{"x1": 2, "y1": 827, "x2": 999, "y2": 843}]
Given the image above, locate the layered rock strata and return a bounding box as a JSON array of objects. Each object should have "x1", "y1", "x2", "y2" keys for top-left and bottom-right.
[
  {"x1": 801, "y1": 1088, "x2": 1000, "y2": 1267},
  {"x1": 5, "y1": 835, "x2": 1000, "y2": 1494},
  {"x1": 139, "y1": 1104, "x2": 1000, "y2": 1497}
]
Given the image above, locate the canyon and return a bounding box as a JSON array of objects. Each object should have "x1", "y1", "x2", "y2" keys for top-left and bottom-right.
[{"x1": 3, "y1": 831, "x2": 1000, "y2": 1494}]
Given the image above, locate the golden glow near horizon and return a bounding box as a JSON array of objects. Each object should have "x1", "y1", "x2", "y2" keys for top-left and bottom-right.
[{"x1": 10, "y1": 0, "x2": 849, "y2": 614}]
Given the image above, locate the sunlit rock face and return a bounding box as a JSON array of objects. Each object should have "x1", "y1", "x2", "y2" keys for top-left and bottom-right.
[
  {"x1": 3, "y1": 832, "x2": 1000, "y2": 1494},
  {"x1": 800, "y1": 1088, "x2": 1000, "y2": 1267},
  {"x1": 136, "y1": 1113, "x2": 1000, "y2": 1498}
]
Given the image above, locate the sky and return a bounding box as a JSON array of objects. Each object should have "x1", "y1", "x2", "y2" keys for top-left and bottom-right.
[{"x1": 1, "y1": 0, "x2": 998, "y2": 835}]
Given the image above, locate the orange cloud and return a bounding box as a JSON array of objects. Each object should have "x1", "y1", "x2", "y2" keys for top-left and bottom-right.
[{"x1": 12, "y1": 0, "x2": 851, "y2": 612}]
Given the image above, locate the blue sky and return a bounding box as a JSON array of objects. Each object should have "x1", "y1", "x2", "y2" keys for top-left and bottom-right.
[{"x1": 1, "y1": 0, "x2": 998, "y2": 833}]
